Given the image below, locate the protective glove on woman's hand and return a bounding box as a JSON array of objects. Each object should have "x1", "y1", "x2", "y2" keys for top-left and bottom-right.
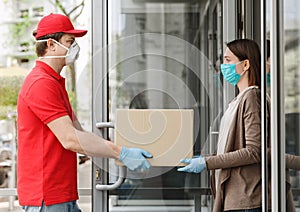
[
  {"x1": 177, "y1": 155, "x2": 206, "y2": 173},
  {"x1": 118, "y1": 147, "x2": 153, "y2": 171}
]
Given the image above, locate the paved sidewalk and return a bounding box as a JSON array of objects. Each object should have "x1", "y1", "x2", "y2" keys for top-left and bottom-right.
[{"x1": 0, "y1": 200, "x2": 23, "y2": 212}]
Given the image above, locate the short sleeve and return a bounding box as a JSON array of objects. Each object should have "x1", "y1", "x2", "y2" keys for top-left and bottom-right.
[{"x1": 23, "y1": 78, "x2": 69, "y2": 124}]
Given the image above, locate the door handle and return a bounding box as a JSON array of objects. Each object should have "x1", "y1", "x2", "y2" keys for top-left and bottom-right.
[
  {"x1": 96, "y1": 122, "x2": 114, "y2": 129},
  {"x1": 95, "y1": 121, "x2": 126, "y2": 191},
  {"x1": 95, "y1": 166, "x2": 126, "y2": 191}
]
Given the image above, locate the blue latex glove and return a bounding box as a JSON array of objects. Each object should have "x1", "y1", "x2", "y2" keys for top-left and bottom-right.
[
  {"x1": 177, "y1": 155, "x2": 206, "y2": 173},
  {"x1": 118, "y1": 147, "x2": 153, "y2": 171}
]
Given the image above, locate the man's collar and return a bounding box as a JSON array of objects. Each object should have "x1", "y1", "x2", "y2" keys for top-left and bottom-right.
[{"x1": 35, "y1": 60, "x2": 64, "y2": 81}]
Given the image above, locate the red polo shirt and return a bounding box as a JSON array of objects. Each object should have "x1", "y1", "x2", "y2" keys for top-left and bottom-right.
[{"x1": 17, "y1": 61, "x2": 78, "y2": 206}]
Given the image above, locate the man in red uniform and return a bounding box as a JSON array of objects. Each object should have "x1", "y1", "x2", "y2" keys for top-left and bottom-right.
[{"x1": 17, "y1": 13, "x2": 152, "y2": 212}]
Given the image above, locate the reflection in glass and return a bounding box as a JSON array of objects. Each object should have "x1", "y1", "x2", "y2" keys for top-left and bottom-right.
[
  {"x1": 280, "y1": 0, "x2": 300, "y2": 209},
  {"x1": 107, "y1": 0, "x2": 222, "y2": 209}
]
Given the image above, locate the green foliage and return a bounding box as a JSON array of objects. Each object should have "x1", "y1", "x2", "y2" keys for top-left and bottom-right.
[
  {"x1": 0, "y1": 76, "x2": 24, "y2": 106},
  {"x1": 9, "y1": 15, "x2": 32, "y2": 45},
  {"x1": 53, "y1": 0, "x2": 85, "y2": 20},
  {"x1": 0, "y1": 76, "x2": 24, "y2": 119},
  {"x1": 0, "y1": 75, "x2": 77, "y2": 118},
  {"x1": 67, "y1": 90, "x2": 77, "y2": 112},
  {"x1": 0, "y1": 106, "x2": 16, "y2": 120}
]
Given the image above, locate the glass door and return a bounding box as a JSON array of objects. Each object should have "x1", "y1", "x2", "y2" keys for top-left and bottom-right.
[
  {"x1": 92, "y1": 0, "x2": 223, "y2": 211},
  {"x1": 256, "y1": 0, "x2": 300, "y2": 209},
  {"x1": 278, "y1": 0, "x2": 300, "y2": 211}
]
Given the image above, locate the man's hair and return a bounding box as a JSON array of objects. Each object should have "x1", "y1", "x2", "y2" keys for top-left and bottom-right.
[
  {"x1": 33, "y1": 31, "x2": 65, "y2": 57},
  {"x1": 227, "y1": 39, "x2": 261, "y2": 88}
]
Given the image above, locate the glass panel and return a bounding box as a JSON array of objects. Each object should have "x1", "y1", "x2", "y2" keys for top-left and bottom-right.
[
  {"x1": 272, "y1": 0, "x2": 300, "y2": 210},
  {"x1": 266, "y1": 0, "x2": 299, "y2": 209},
  {"x1": 107, "y1": 0, "x2": 222, "y2": 210}
]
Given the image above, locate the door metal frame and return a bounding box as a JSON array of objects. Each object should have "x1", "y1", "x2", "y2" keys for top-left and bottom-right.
[
  {"x1": 92, "y1": 0, "x2": 109, "y2": 211},
  {"x1": 270, "y1": 0, "x2": 286, "y2": 211},
  {"x1": 260, "y1": 0, "x2": 269, "y2": 211}
]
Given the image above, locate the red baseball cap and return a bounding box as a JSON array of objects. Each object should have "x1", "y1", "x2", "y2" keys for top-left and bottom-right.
[{"x1": 35, "y1": 13, "x2": 87, "y2": 39}]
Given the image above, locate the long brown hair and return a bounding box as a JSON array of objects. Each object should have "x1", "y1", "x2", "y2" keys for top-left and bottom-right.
[{"x1": 227, "y1": 39, "x2": 261, "y2": 88}]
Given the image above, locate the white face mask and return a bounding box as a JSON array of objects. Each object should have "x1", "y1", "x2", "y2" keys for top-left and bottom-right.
[{"x1": 36, "y1": 39, "x2": 80, "y2": 65}]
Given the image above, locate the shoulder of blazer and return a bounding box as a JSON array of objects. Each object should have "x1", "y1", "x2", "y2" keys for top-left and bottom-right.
[{"x1": 237, "y1": 87, "x2": 261, "y2": 115}]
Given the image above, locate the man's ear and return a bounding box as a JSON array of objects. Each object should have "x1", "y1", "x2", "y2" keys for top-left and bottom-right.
[{"x1": 46, "y1": 39, "x2": 56, "y2": 51}]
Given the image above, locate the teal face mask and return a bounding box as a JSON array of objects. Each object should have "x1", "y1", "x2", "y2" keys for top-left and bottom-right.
[
  {"x1": 220, "y1": 61, "x2": 246, "y2": 86},
  {"x1": 266, "y1": 73, "x2": 271, "y2": 86}
]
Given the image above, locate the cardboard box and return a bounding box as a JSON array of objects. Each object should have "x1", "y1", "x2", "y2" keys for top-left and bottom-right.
[{"x1": 115, "y1": 109, "x2": 194, "y2": 166}]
